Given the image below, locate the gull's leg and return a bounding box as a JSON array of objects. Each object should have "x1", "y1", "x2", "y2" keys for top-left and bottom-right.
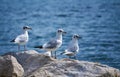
[
  {"x1": 18, "y1": 45, "x2": 20, "y2": 51},
  {"x1": 24, "y1": 45, "x2": 27, "y2": 51},
  {"x1": 69, "y1": 56, "x2": 72, "y2": 59},
  {"x1": 74, "y1": 55, "x2": 77, "y2": 60},
  {"x1": 51, "y1": 51, "x2": 53, "y2": 58},
  {"x1": 68, "y1": 56, "x2": 71, "y2": 59},
  {"x1": 55, "y1": 51, "x2": 57, "y2": 59}
]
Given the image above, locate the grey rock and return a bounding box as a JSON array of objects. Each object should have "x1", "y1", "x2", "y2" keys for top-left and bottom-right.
[
  {"x1": 4, "y1": 50, "x2": 120, "y2": 77},
  {"x1": 4, "y1": 50, "x2": 55, "y2": 76},
  {"x1": 0, "y1": 55, "x2": 24, "y2": 77},
  {"x1": 27, "y1": 59, "x2": 120, "y2": 77}
]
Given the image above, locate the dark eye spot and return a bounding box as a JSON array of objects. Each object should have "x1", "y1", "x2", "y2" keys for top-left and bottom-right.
[
  {"x1": 58, "y1": 30, "x2": 62, "y2": 32},
  {"x1": 23, "y1": 27, "x2": 27, "y2": 29},
  {"x1": 23, "y1": 26, "x2": 29, "y2": 29}
]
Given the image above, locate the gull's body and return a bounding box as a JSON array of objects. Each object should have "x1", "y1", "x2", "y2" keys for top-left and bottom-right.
[
  {"x1": 62, "y1": 34, "x2": 80, "y2": 58},
  {"x1": 11, "y1": 26, "x2": 32, "y2": 51},
  {"x1": 42, "y1": 38, "x2": 62, "y2": 52},
  {"x1": 14, "y1": 30, "x2": 29, "y2": 45},
  {"x1": 35, "y1": 29, "x2": 66, "y2": 59}
]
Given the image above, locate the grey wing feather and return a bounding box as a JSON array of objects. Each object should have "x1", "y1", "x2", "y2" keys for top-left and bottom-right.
[
  {"x1": 45, "y1": 40, "x2": 58, "y2": 49},
  {"x1": 68, "y1": 46, "x2": 78, "y2": 52}
]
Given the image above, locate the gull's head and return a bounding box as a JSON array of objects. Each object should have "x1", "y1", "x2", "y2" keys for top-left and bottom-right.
[
  {"x1": 72, "y1": 34, "x2": 81, "y2": 40},
  {"x1": 23, "y1": 26, "x2": 32, "y2": 31},
  {"x1": 57, "y1": 29, "x2": 66, "y2": 35}
]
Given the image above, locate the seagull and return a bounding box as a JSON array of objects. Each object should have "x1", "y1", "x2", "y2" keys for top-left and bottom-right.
[
  {"x1": 10, "y1": 26, "x2": 32, "y2": 51},
  {"x1": 34, "y1": 29, "x2": 66, "y2": 59},
  {"x1": 61, "y1": 34, "x2": 81, "y2": 59}
]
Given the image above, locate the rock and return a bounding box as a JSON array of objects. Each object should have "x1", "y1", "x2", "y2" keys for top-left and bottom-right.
[
  {"x1": 27, "y1": 59, "x2": 120, "y2": 77},
  {"x1": 4, "y1": 50, "x2": 55, "y2": 76},
  {"x1": 0, "y1": 55, "x2": 24, "y2": 77},
  {"x1": 3, "y1": 50, "x2": 120, "y2": 77}
]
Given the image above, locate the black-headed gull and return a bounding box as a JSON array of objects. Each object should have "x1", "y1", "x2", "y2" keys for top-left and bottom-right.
[
  {"x1": 34, "y1": 29, "x2": 66, "y2": 59},
  {"x1": 61, "y1": 34, "x2": 81, "y2": 59},
  {"x1": 11, "y1": 26, "x2": 32, "y2": 51}
]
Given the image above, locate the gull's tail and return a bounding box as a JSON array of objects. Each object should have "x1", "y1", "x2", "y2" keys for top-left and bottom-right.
[
  {"x1": 10, "y1": 39, "x2": 15, "y2": 42},
  {"x1": 34, "y1": 45, "x2": 43, "y2": 49},
  {"x1": 60, "y1": 51, "x2": 65, "y2": 55}
]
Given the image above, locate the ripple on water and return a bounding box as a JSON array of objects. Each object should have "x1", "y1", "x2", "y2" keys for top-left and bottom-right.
[{"x1": 0, "y1": 0, "x2": 120, "y2": 69}]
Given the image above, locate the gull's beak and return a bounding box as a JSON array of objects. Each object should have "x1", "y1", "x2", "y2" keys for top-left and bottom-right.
[
  {"x1": 28, "y1": 27, "x2": 32, "y2": 30},
  {"x1": 63, "y1": 31, "x2": 67, "y2": 34},
  {"x1": 77, "y1": 35, "x2": 82, "y2": 39}
]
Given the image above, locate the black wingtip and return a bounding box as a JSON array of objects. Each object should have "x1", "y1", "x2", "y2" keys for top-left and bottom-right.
[
  {"x1": 60, "y1": 52, "x2": 65, "y2": 55},
  {"x1": 10, "y1": 39, "x2": 15, "y2": 42},
  {"x1": 34, "y1": 45, "x2": 43, "y2": 49}
]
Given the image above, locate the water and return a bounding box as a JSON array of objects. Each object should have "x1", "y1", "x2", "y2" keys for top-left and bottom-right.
[{"x1": 0, "y1": 0, "x2": 120, "y2": 69}]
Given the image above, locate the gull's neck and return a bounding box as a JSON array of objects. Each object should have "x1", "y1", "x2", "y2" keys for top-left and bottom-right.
[
  {"x1": 72, "y1": 38, "x2": 78, "y2": 45},
  {"x1": 56, "y1": 33, "x2": 62, "y2": 41},
  {"x1": 24, "y1": 30, "x2": 28, "y2": 37}
]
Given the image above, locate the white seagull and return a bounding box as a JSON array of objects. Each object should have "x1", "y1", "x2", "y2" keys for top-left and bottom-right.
[
  {"x1": 11, "y1": 26, "x2": 32, "y2": 51},
  {"x1": 34, "y1": 29, "x2": 66, "y2": 59},
  {"x1": 61, "y1": 34, "x2": 81, "y2": 59}
]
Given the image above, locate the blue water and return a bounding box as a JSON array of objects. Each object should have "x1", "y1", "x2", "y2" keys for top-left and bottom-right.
[{"x1": 0, "y1": 0, "x2": 120, "y2": 69}]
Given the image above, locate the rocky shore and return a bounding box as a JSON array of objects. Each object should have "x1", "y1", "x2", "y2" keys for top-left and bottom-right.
[{"x1": 0, "y1": 50, "x2": 120, "y2": 77}]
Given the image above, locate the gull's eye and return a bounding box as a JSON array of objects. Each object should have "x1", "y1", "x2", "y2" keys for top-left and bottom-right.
[
  {"x1": 73, "y1": 35, "x2": 78, "y2": 38},
  {"x1": 58, "y1": 30, "x2": 62, "y2": 32},
  {"x1": 23, "y1": 27, "x2": 27, "y2": 29}
]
